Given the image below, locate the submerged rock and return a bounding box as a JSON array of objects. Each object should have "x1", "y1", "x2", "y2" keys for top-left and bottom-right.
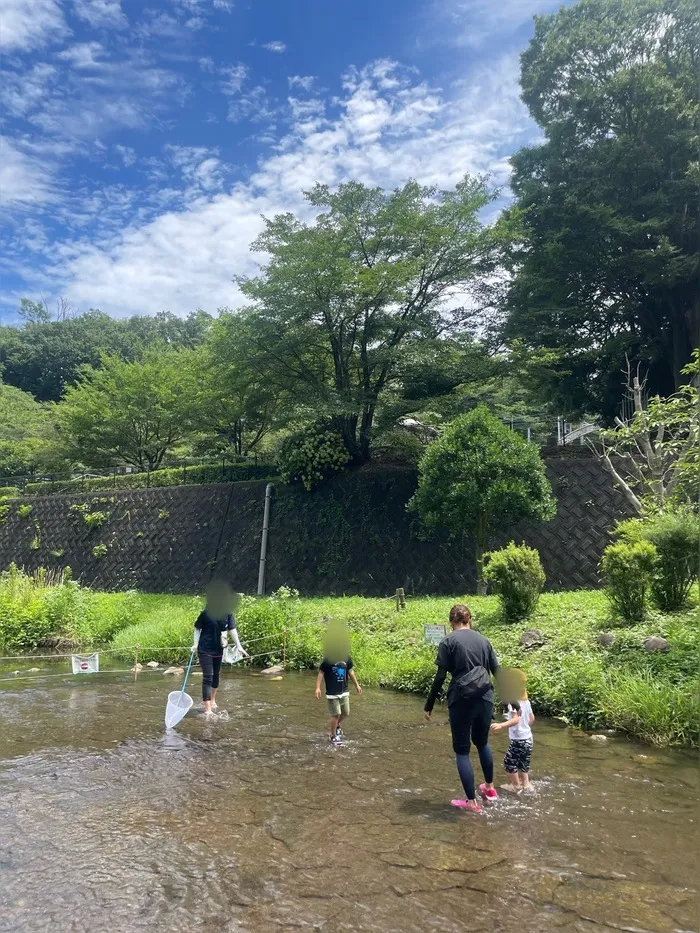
[
  {"x1": 644, "y1": 636, "x2": 671, "y2": 652},
  {"x1": 597, "y1": 633, "x2": 615, "y2": 647},
  {"x1": 261, "y1": 663, "x2": 285, "y2": 675},
  {"x1": 590, "y1": 734, "x2": 608, "y2": 744},
  {"x1": 163, "y1": 666, "x2": 184, "y2": 676},
  {"x1": 131, "y1": 663, "x2": 143, "y2": 673},
  {"x1": 520, "y1": 629, "x2": 546, "y2": 649},
  {"x1": 146, "y1": 661, "x2": 160, "y2": 669}
]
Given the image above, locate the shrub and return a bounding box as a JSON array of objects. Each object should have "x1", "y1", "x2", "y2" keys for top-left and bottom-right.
[
  {"x1": 277, "y1": 424, "x2": 350, "y2": 490},
  {"x1": 24, "y1": 462, "x2": 276, "y2": 496},
  {"x1": 373, "y1": 430, "x2": 424, "y2": 465},
  {"x1": 483, "y1": 541, "x2": 546, "y2": 622},
  {"x1": 617, "y1": 512, "x2": 700, "y2": 612},
  {"x1": 84, "y1": 511, "x2": 110, "y2": 530},
  {"x1": 17, "y1": 504, "x2": 33, "y2": 518},
  {"x1": 92, "y1": 544, "x2": 108, "y2": 559},
  {"x1": 0, "y1": 486, "x2": 20, "y2": 499},
  {"x1": 409, "y1": 406, "x2": 555, "y2": 593},
  {"x1": 70, "y1": 503, "x2": 110, "y2": 529},
  {"x1": 0, "y1": 505, "x2": 9, "y2": 524},
  {"x1": 600, "y1": 540, "x2": 657, "y2": 623},
  {"x1": 0, "y1": 565, "x2": 141, "y2": 651}
]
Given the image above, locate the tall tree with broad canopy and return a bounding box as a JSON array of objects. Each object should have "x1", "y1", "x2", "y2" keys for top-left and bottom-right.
[
  {"x1": 503, "y1": 0, "x2": 699, "y2": 421},
  {"x1": 236, "y1": 177, "x2": 507, "y2": 462},
  {"x1": 0, "y1": 309, "x2": 212, "y2": 402},
  {"x1": 409, "y1": 406, "x2": 556, "y2": 593},
  {"x1": 190, "y1": 313, "x2": 284, "y2": 458},
  {"x1": 57, "y1": 349, "x2": 198, "y2": 470},
  {"x1": 0, "y1": 383, "x2": 64, "y2": 476}
]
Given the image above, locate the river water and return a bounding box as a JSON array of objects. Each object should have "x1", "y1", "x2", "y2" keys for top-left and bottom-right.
[{"x1": 0, "y1": 666, "x2": 697, "y2": 933}]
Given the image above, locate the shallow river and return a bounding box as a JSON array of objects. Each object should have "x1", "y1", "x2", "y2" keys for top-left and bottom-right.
[{"x1": 0, "y1": 665, "x2": 697, "y2": 933}]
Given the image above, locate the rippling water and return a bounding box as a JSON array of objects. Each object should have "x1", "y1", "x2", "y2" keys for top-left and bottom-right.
[{"x1": 0, "y1": 665, "x2": 697, "y2": 932}]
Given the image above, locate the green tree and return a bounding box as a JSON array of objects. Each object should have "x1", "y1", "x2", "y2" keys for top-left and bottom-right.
[
  {"x1": 0, "y1": 308, "x2": 212, "y2": 402},
  {"x1": 237, "y1": 177, "x2": 507, "y2": 463},
  {"x1": 377, "y1": 338, "x2": 554, "y2": 445},
  {"x1": 57, "y1": 349, "x2": 198, "y2": 470},
  {"x1": 595, "y1": 351, "x2": 700, "y2": 513},
  {"x1": 408, "y1": 406, "x2": 556, "y2": 592},
  {"x1": 504, "y1": 0, "x2": 699, "y2": 421},
  {"x1": 0, "y1": 383, "x2": 64, "y2": 476},
  {"x1": 18, "y1": 298, "x2": 51, "y2": 324},
  {"x1": 190, "y1": 313, "x2": 284, "y2": 457}
]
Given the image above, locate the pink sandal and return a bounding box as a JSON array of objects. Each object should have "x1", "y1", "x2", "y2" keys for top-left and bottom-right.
[
  {"x1": 478, "y1": 783, "x2": 498, "y2": 803},
  {"x1": 451, "y1": 799, "x2": 482, "y2": 813}
]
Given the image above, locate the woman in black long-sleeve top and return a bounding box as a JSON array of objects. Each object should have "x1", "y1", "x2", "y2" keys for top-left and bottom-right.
[{"x1": 424, "y1": 604, "x2": 499, "y2": 813}]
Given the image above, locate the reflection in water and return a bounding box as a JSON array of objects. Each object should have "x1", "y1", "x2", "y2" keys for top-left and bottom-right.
[{"x1": 0, "y1": 666, "x2": 697, "y2": 933}]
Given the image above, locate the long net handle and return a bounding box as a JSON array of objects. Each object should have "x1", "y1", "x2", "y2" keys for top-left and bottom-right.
[{"x1": 180, "y1": 652, "x2": 195, "y2": 694}]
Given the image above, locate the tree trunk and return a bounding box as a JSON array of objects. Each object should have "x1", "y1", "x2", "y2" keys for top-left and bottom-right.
[
  {"x1": 334, "y1": 414, "x2": 359, "y2": 463},
  {"x1": 358, "y1": 405, "x2": 375, "y2": 462}
]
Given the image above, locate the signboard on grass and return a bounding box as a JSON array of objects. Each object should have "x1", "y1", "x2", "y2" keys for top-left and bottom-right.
[{"x1": 424, "y1": 625, "x2": 446, "y2": 645}]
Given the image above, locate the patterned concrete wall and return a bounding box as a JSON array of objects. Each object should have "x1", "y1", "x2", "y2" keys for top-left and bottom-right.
[{"x1": 0, "y1": 460, "x2": 632, "y2": 595}]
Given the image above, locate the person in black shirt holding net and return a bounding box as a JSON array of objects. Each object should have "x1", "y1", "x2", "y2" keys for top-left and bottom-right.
[
  {"x1": 424, "y1": 604, "x2": 499, "y2": 813},
  {"x1": 191, "y1": 580, "x2": 248, "y2": 718}
]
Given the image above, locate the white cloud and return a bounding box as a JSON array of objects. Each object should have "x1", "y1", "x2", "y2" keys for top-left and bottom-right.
[
  {"x1": 220, "y1": 63, "x2": 248, "y2": 93},
  {"x1": 213, "y1": 0, "x2": 234, "y2": 9},
  {"x1": 261, "y1": 40, "x2": 286, "y2": 53},
  {"x1": 58, "y1": 41, "x2": 105, "y2": 69},
  {"x1": 227, "y1": 85, "x2": 273, "y2": 123},
  {"x1": 115, "y1": 144, "x2": 136, "y2": 167},
  {"x1": 2, "y1": 62, "x2": 57, "y2": 117},
  {"x1": 437, "y1": 0, "x2": 563, "y2": 46},
  {"x1": 165, "y1": 145, "x2": 228, "y2": 194},
  {"x1": 218, "y1": 63, "x2": 274, "y2": 124},
  {"x1": 72, "y1": 0, "x2": 128, "y2": 29},
  {"x1": 0, "y1": 139, "x2": 55, "y2": 209},
  {"x1": 43, "y1": 54, "x2": 533, "y2": 317},
  {"x1": 4, "y1": 47, "x2": 186, "y2": 142},
  {"x1": 288, "y1": 75, "x2": 316, "y2": 91},
  {"x1": 199, "y1": 56, "x2": 216, "y2": 72},
  {"x1": 0, "y1": 0, "x2": 68, "y2": 52}
]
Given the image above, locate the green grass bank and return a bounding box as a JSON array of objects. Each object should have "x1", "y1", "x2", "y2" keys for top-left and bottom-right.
[{"x1": 1, "y1": 568, "x2": 697, "y2": 748}]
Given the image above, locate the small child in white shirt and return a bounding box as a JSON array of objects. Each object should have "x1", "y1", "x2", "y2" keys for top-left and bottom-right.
[{"x1": 490, "y1": 671, "x2": 535, "y2": 793}]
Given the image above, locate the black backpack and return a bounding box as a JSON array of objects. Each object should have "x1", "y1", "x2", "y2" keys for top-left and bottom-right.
[{"x1": 453, "y1": 665, "x2": 492, "y2": 701}]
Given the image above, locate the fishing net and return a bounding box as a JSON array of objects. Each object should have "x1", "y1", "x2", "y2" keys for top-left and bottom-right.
[{"x1": 165, "y1": 690, "x2": 193, "y2": 729}]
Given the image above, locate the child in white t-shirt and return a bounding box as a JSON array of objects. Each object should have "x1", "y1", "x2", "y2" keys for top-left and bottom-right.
[{"x1": 490, "y1": 673, "x2": 535, "y2": 793}]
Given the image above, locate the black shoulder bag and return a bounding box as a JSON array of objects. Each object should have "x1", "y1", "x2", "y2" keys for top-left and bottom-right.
[{"x1": 453, "y1": 665, "x2": 492, "y2": 701}]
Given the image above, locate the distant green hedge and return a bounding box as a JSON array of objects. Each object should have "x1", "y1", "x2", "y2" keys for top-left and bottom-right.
[
  {"x1": 24, "y1": 463, "x2": 277, "y2": 496},
  {"x1": 0, "y1": 486, "x2": 20, "y2": 499}
]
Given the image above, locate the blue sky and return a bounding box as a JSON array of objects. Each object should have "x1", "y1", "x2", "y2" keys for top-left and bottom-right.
[{"x1": 0, "y1": 0, "x2": 570, "y2": 322}]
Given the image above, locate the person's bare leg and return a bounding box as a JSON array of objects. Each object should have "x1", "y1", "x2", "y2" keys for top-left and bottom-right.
[
  {"x1": 501, "y1": 773, "x2": 521, "y2": 793},
  {"x1": 329, "y1": 715, "x2": 340, "y2": 741},
  {"x1": 211, "y1": 688, "x2": 218, "y2": 710},
  {"x1": 520, "y1": 771, "x2": 534, "y2": 792},
  {"x1": 203, "y1": 699, "x2": 213, "y2": 714}
]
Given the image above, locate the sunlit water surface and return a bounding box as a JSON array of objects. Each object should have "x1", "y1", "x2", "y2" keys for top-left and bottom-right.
[{"x1": 0, "y1": 665, "x2": 697, "y2": 932}]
